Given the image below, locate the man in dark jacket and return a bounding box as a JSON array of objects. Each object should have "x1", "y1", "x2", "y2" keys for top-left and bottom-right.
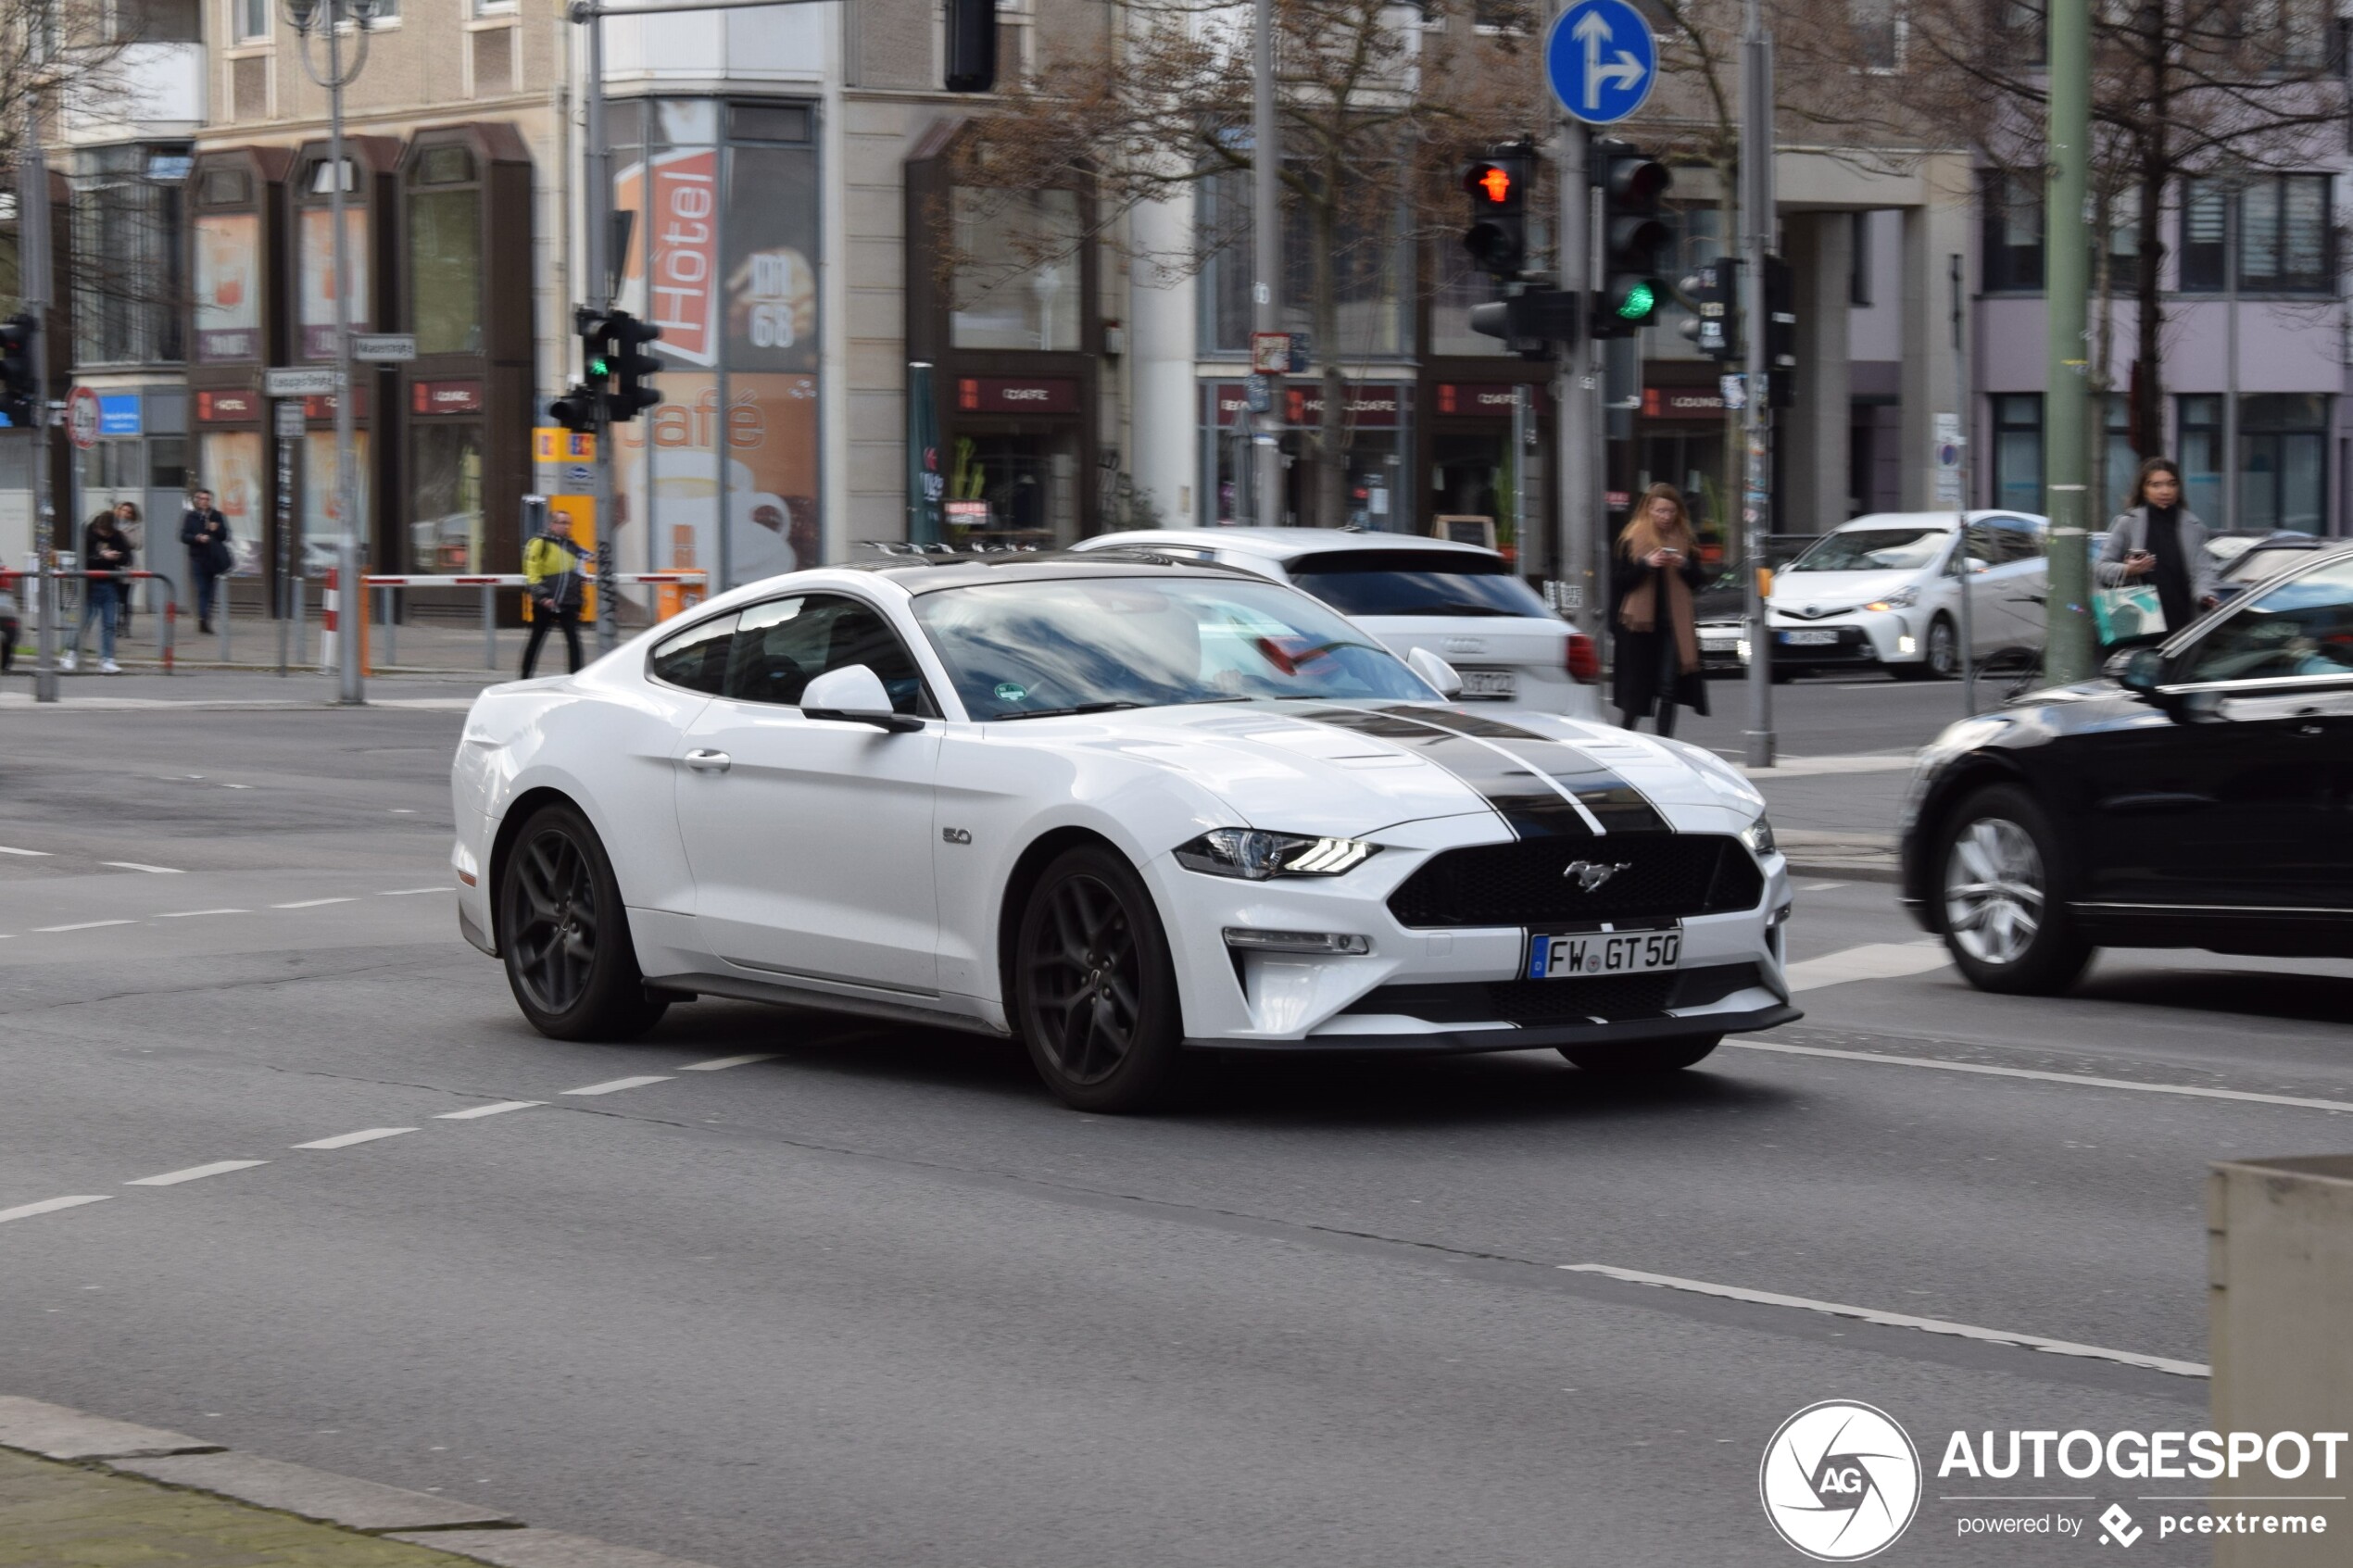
[
  {"x1": 181, "y1": 489, "x2": 233, "y2": 634},
  {"x1": 64, "y1": 510, "x2": 133, "y2": 673}
]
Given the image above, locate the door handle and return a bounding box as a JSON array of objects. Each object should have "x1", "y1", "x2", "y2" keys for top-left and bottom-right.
[{"x1": 682, "y1": 748, "x2": 732, "y2": 773}]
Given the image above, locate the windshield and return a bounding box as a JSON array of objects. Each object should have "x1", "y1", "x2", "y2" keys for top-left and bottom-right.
[
  {"x1": 1283, "y1": 549, "x2": 1554, "y2": 619},
  {"x1": 912, "y1": 576, "x2": 1435, "y2": 720},
  {"x1": 1784, "y1": 527, "x2": 1951, "y2": 573}
]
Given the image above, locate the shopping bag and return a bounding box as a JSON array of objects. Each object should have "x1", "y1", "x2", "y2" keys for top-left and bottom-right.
[{"x1": 2093, "y1": 585, "x2": 2166, "y2": 646}]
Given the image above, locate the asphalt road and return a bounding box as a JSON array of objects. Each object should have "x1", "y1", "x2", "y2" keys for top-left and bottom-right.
[{"x1": 2, "y1": 696, "x2": 2345, "y2": 1566}]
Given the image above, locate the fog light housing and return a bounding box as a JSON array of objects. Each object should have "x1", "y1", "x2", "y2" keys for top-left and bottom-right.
[
  {"x1": 1896, "y1": 634, "x2": 1918, "y2": 656},
  {"x1": 1768, "y1": 901, "x2": 1793, "y2": 927},
  {"x1": 1223, "y1": 928, "x2": 1372, "y2": 955}
]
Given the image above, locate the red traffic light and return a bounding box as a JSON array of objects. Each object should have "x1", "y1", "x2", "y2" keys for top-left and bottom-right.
[{"x1": 1466, "y1": 164, "x2": 1514, "y2": 206}]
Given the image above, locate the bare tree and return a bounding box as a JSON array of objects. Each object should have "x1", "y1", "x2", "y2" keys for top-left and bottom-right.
[{"x1": 949, "y1": 0, "x2": 1541, "y2": 527}]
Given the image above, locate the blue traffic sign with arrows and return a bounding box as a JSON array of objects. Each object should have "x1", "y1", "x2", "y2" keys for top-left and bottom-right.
[{"x1": 1545, "y1": 0, "x2": 1658, "y2": 126}]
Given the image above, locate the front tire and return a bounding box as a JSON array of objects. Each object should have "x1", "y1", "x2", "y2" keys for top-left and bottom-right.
[
  {"x1": 1936, "y1": 784, "x2": 2092, "y2": 995},
  {"x1": 1894, "y1": 615, "x2": 1960, "y2": 680},
  {"x1": 1561, "y1": 1034, "x2": 1721, "y2": 1076},
  {"x1": 1013, "y1": 846, "x2": 1187, "y2": 1112},
  {"x1": 498, "y1": 804, "x2": 670, "y2": 1041}
]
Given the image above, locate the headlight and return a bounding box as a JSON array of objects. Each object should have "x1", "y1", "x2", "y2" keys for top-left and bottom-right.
[
  {"x1": 1739, "y1": 817, "x2": 1778, "y2": 859},
  {"x1": 1174, "y1": 829, "x2": 1380, "y2": 879},
  {"x1": 1864, "y1": 586, "x2": 1919, "y2": 612}
]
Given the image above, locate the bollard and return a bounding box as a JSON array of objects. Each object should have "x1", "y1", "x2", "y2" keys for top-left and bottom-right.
[
  {"x1": 320, "y1": 568, "x2": 337, "y2": 674},
  {"x1": 163, "y1": 598, "x2": 176, "y2": 675},
  {"x1": 380, "y1": 583, "x2": 396, "y2": 669},
  {"x1": 484, "y1": 582, "x2": 497, "y2": 669}
]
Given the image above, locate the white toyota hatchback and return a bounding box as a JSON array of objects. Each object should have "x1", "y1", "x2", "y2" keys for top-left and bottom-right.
[
  {"x1": 1768, "y1": 510, "x2": 2050, "y2": 679},
  {"x1": 1070, "y1": 529, "x2": 1604, "y2": 719}
]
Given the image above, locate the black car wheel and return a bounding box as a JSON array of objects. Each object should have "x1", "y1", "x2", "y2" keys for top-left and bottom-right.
[
  {"x1": 1936, "y1": 784, "x2": 2092, "y2": 995},
  {"x1": 1562, "y1": 1034, "x2": 1722, "y2": 1076},
  {"x1": 499, "y1": 804, "x2": 670, "y2": 1041},
  {"x1": 1014, "y1": 846, "x2": 1186, "y2": 1112}
]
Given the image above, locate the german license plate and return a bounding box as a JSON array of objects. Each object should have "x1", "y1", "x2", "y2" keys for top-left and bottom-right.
[
  {"x1": 1458, "y1": 668, "x2": 1516, "y2": 698},
  {"x1": 1780, "y1": 628, "x2": 1839, "y2": 646},
  {"x1": 1527, "y1": 930, "x2": 1680, "y2": 979}
]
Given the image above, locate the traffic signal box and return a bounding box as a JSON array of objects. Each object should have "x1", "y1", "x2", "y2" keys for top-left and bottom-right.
[
  {"x1": 1461, "y1": 144, "x2": 1532, "y2": 282},
  {"x1": 0, "y1": 315, "x2": 37, "y2": 428},
  {"x1": 1592, "y1": 142, "x2": 1671, "y2": 338},
  {"x1": 547, "y1": 307, "x2": 664, "y2": 433}
]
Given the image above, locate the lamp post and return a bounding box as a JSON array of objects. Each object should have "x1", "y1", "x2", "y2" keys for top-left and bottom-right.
[{"x1": 286, "y1": 0, "x2": 374, "y2": 705}]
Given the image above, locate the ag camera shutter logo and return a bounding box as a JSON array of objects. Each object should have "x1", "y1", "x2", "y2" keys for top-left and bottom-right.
[{"x1": 1759, "y1": 1400, "x2": 1921, "y2": 1561}]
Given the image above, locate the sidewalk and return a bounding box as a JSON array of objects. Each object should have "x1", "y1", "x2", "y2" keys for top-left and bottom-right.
[
  {"x1": 0, "y1": 1397, "x2": 716, "y2": 1568},
  {"x1": 20, "y1": 599, "x2": 632, "y2": 680}
]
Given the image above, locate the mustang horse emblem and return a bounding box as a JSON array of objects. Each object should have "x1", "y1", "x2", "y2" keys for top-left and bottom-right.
[{"x1": 1563, "y1": 859, "x2": 1631, "y2": 892}]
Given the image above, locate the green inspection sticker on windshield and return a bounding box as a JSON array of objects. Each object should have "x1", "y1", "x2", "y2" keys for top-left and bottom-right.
[{"x1": 994, "y1": 682, "x2": 1027, "y2": 703}]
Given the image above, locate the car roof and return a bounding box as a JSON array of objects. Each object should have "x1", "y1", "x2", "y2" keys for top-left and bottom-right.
[
  {"x1": 1825, "y1": 510, "x2": 2047, "y2": 533},
  {"x1": 1076, "y1": 528, "x2": 1504, "y2": 562},
  {"x1": 839, "y1": 550, "x2": 1270, "y2": 596}
]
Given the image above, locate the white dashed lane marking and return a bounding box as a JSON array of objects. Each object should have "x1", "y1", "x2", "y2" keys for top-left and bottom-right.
[
  {"x1": 677, "y1": 1055, "x2": 778, "y2": 1072},
  {"x1": 292, "y1": 1127, "x2": 418, "y2": 1150},
  {"x1": 560, "y1": 1076, "x2": 674, "y2": 1097},
  {"x1": 1727, "y1": 1037, "x2": 2353, "y2": 1115},
  {"x1": 377, "y1": 886, "x2": 453, "y2": 897},
  {"x1": 125, "y1": 1160, "x2": 270, "y2": 1186},
  {"x1": 434, "y1": 1101, "x2": 543, "y2": 1120},
  {"x1": 271, "y1": 898, "x2": 355, "y2": 909},
  {"x1": 1558, "y1": 1262, "x2": 2208, "y2": 1379},
  {"x1": 0, "y1": 846, "x2": 52, "y2": 858},
  {"x1": 156, "y1": 909, "x2": 249, "y2": 919},
  {"x1": 0, "y1": 1195, "x2": 111, "y2": 1223},
  {"x1": 33, "y1": 920, "x2": 137, "y2": 934},
  {"x1": 103, "y1": 862, "x2": 184, "y2": 875}
]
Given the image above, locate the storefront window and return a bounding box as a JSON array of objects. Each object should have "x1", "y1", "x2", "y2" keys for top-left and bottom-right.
[
  {"x1": 950, "y1": 188, "x2": 1081, "y2": 352},
  {"x1": 1201, "y1": 382, "x2": 1410, "y2": 529},
  {"x1": 1991, "y1": 394, "x2": 2042, "y2": 514},
  {"x1": 301, "y1": 430, "x2": 371, "y2": 572},
  {"x1": 411, "y1": 423, "x2": 484, "y2": 571},
  {"x1": 409, "y1": 147, "x2": 482, "y2": 356},
  {"x1": 197, "y1": 432, "x2": 266, "y2": 555}
]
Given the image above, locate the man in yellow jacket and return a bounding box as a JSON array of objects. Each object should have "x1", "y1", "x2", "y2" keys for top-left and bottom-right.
[{"x1": 522, "y1": 509, "x2": 590, "y2": 676}]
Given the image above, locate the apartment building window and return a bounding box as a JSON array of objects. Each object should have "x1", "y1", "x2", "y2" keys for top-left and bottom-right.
[
  {"x1": 472, "y1": 0, "x2": 515, "y2": 14},
  {"x1": 1850, "y1": 212, "x2": 1872, "y2": 306},
  {"x1": 2179, "y1": 174, "x2": 2333, "y2": 293},
  {"x1": 1999, "y1": 0, "x2": 2045, "y2": 65},
  {"x1": 2242, "y1": 394, "x2": 2329, "y2": 533},
  {"x1": 1850, "y1": 0, "x2": 1904, "y2": 70},
  {"x1": 1981, "y1": 170, "x2": 2043, "y2": 292},
  {"x1": 1199, "y1": 163, "x2": 1410, "y2": 358},
  {"x1": 2102, "y1": 394, "x2": 2137, "y2": 520},
  {"x1": 950, "y1": 188, "x2": 1081, "y2": 351},
  {"x1": 115, "y1": 0, "x2": 202, "y2": 42},
  {"x1": 1991, "y1": 394, "x2": 2041, "y2": 514},
  {"x1": 236, "y1": 0, "x2": 269, "y2": 42},
  {"x1": 71, "y1": 145, "x2": 188, "y2": 368},
  {"x1": 2179, "y1": 395, "x2": 2223, "y2": 520}
]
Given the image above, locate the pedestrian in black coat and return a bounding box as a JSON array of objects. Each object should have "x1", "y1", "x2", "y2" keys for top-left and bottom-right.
[{"x1": 1609, "y1": 482, "x2": 1710, "y2": 735}]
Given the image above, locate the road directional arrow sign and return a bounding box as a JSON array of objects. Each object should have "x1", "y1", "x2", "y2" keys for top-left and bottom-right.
[{"x1": 1545, "y1": 0, "x2": 1659, "y2": 126}]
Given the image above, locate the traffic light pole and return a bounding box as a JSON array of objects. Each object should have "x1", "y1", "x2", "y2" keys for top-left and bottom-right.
[
  {"x1": 1554, "y1": 121, "x2": 1596, "y2": 630},
  {"x1": 584, "y1": 5, "x2": 620, "y2": 653},
  {"x1": 1738, "y1": 0, "x2": 1777, "y2": 769},
  {"x1": 19, "y1": 92, "x2": 57, "y2": 705},
  {"x1": 1251, "y1": 0, "x2": 1284, "y2": 530}
]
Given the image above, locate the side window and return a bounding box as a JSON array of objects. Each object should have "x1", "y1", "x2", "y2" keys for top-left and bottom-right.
[
  {"x1": 2182, "y1": 559, "x2": 2353, "y2": 684},
  {"x1": 1994, "y1": 520, "x2": 2045, "y2": 562},
  {"x1": 724, "y1": 594, "x2": 929, "y2": 715},
  {"x1": 648, "y1": 611, "x2": 737, "y2": 695}
]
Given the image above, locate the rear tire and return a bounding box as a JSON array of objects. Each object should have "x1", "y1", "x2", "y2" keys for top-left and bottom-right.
[
  {"x1": 1013, "y1": 847, "x2": 1188, "y2": 1112},
  {"x1": 1560, "y1": 1034, "x2": 1721, "y2": 1077},
  {"x1": 1936, "y1": 784, "x2": 2093, "y2": 995},
  {"x1": 497, "y1": 804, "x2": 670, "y2": 1041}
]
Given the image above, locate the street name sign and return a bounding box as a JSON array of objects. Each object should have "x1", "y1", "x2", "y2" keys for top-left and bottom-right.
[
  {"x1": 1545, "y1": 0, "x2": 1659, "y2": 126},
  {"x1": 353, "y1": 333, "x2": 417, "y2": 362},
  {"x1": 265, "y1": 367, "x2": 344, "y2": 397}
]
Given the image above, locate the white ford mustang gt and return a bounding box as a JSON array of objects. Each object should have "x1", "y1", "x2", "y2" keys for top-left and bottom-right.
[{"x1": 452, "y1": 552, "x2": 1798, "y2": 1110}]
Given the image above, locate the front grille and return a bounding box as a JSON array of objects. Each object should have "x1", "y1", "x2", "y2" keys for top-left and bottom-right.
[
  {"x1": 1353, "y1": 962, "x2": 1762, "y2": 1027},
  {"x1": 1389, "y1": 834, "x2": 1763, "y2": 929}
]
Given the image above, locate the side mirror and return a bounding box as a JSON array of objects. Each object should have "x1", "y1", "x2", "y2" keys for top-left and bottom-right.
[
  {"x1": 800, "y1": 664, "x2": 923, "y2": 732},
  {"x1": 1967, "y1": 557, "x2": 1991, "y2": 575},
  {"x1": 2113, "y1": 646, "x2": 2167, "y2": 698},
  {"x1": 1407, "y1": 646, "x2": 1464, "y2": 697}
]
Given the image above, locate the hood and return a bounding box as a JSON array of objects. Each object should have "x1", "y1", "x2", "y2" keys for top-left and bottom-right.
[
  {"x1": 1004, "y1": 700, "x2": 1722, "y2": 836},
  {"x1": 1769, "y1": 569, "x2": 1920, "y2": 614}
]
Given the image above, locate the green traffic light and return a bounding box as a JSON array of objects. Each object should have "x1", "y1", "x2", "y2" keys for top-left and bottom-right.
[
  {"x1": 1615, "y1": 282, "x2": 1656, "y2": 320},
  {"x1": 588, "y1": 356, "x2": 610, "y2": 376}
]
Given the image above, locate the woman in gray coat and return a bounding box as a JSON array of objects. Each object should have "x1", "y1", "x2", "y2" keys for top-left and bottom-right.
[{"x1": 2096, "y1": 457, "x2": 2218, "y2": 633}]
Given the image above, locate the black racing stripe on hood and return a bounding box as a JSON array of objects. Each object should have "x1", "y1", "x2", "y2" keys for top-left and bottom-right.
[
  {"x1": 1371, "y1": 704, "x2": 1674, "y2": 835},
  {"x1": 1282, "y1": 705, "x2": 1594, "y2": 839}
]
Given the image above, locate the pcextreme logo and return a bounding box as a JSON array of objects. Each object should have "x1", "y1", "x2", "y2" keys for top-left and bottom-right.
[{"x1": 1760, "y1": 1400, "x2": 1923, "y2": 1561}]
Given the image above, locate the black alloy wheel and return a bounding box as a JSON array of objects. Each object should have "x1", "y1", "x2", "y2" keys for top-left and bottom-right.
[
  {"x1": 1014, "y1": 846, "x2": 1185, "y2": 1112},
  {"x1": 499, "y1": 804, "x2": 670, "y2": 1041},
  {"x1": 1561, "y1": 1034, "x2": 1722, "y2": 1076}
]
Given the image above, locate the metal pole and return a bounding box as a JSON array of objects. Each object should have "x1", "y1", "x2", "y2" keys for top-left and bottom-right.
[
  {"x1": 20, "y1": 85, "x2": 57, "y2": 704},
  {"x1": 1738, "y1": 0, "x2": 1775, "y2": 768},
  {"x1": 2042, "y1": 0, "x2": 2094, "y2": 684},
  {"x1": 276, "y1": 410, "x2": 296, "y2": 674},
  {"x1": 328, "y1": 5, "x2": 362, "y2": 703},
  {"x1": 1251, "y1": 0, "x2": 1285, "y2": 529},
  {"x1": 484, "y1": 582, "x2": 497, "y2": 668},
  {"x1": 2222, "y1": 182, "x2": 2240, "y2": 534},
  {"x1": 1512, "y1": 384, "x2": 1531, "y2": 563},
  {"x1": 584, "y1": 7, "x2": 621, "y2": 650},
  {"x1": 1555, "y1": 122, "x2": 1592, "y2": 625},
  {"x1": 1951, "y1": 252, "x2": 1975, "y2": 710}
]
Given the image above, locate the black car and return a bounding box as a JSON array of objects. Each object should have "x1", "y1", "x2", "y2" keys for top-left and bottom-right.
[{"x1": 1899, "y1": 543, "x2": 2353, "y2": 993}]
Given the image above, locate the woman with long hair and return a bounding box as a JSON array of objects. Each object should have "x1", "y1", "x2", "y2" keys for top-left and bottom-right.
[
  {"x1": 2095, "y1": 456, "x2": 2217, "y2": 633},
  {"x1": 1610, "y1": 482, "x2": 1709, "y2": 734}
]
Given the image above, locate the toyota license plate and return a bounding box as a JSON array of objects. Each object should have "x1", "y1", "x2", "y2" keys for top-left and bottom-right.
[
  {"x1": 1528, "y1": 930, "x2": 1680, "y2": 979},
  {"x1": 1780, "y1": 628, "x2": 1839, "y2": 646},
  {"x1": 1458, "y1": 669, "x2": 1516, "y2": 698}
]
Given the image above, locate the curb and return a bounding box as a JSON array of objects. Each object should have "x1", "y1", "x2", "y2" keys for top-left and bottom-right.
[
  {"x1": 1785, "y1": 858, "x2": 1902, "y2": 885},
  {"x1": 0, "y1": 1395, "x2": 724, "y2": 1568}
]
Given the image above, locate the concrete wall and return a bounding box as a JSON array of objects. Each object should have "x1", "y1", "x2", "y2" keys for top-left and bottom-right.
[{"x1": 2208, "y1": 1155, "x2": 2353, "y2": 1566}]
